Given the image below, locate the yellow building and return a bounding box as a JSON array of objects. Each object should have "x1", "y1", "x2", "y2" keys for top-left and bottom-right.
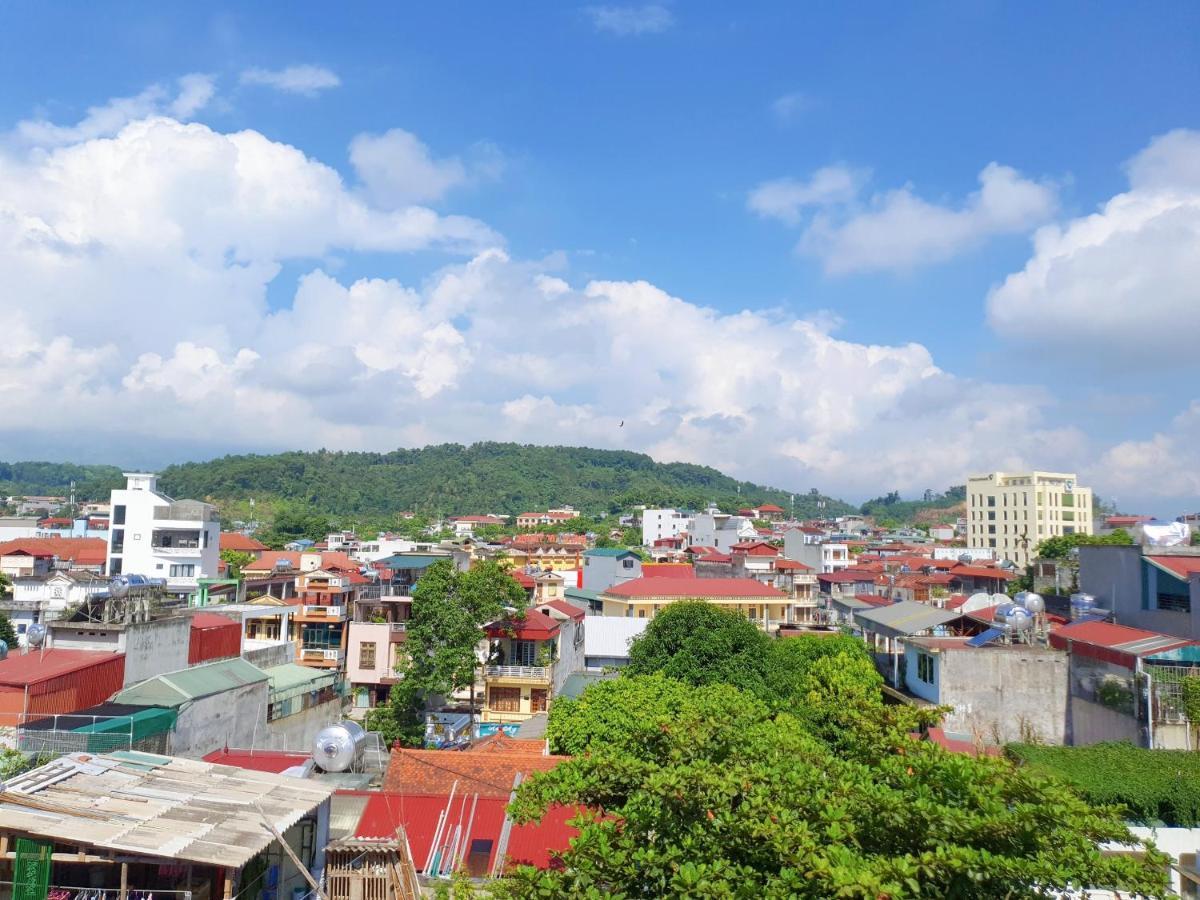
[
  {"x1": 966, "y1": 471, "x2": 1093, "y2": 567},
  {"x1": 599, "y1": 576, "x2": 793, "y2": 630}
]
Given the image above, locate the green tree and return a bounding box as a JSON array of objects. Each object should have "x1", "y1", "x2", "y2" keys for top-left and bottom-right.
[
  {"x1": 0, "y1": 612, "x2": 16, "y2": 649},
  {"x1": 625, "y1": 602, "x2": 774, "y2": 701},
  {"x1": 1035, "y1": 530, "x2": 1133, "y2": 560},
  {"x1": 0, "y1": 572, "x2": 11, "y2": 600},
  {"x1": 368, "y1": 560, "x2": 527, "y2": 746},
  {"x1": 219, "y1": 549, "x2": 255, "y2": 580},
  {"x1": 498, "y1": 677, "x2": 1170, "y2": 898}
]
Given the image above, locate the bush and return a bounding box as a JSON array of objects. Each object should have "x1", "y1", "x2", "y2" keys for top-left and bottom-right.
[{"x1": 1007, "y1": 741, "x2": 1200, "y2": 827}]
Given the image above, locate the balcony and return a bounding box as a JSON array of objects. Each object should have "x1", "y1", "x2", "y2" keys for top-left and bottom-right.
[
  {"x1": 300, "y1": 647, "x2": 344, "y2": 664},
  {"x1": 484, "y1": 664, "x2": 551, "y2": 682},
  {"x1": 301, "y1": 605, "x2": 345, "y2": 618}
]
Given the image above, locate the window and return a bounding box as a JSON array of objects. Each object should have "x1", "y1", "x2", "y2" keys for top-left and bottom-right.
[
  {"x1": 987, "y1": 511, "x2": 995, "y2": 521},
  {"x1": 916, "y1": 652, "x2": 935, "y2": 683},
  {"x1": 638, "y1": 609, "x2": 646, "y2": 618},
  {"x1": 988, "y1": 525, "x2": 996, "y2": 535},
  {"x1": 111, "y1": 529, "x2": 124, "y2": 553},
  {"x1": 622, "y1": 558, "x2": 635, "y2": 569},
  {"x1": 511, "y1": 640, "x2": 537, "y2": 666},
  {"x1": 113, "y1": 505, "x2": 126, "y2": 525},
  {"x1": 359, "y1": 641, "x2": 377, "y2": 669},
  {"x1": 489, "y1": 686, "x2": 521, "y2": 713},
  {"x1": 987, "y1": 496, "x2": 996, "y2": 507},
  {"x1": 531, "y1": 689, "x2": 548, "y2": 712},
  {"x1": 109, "y1": 558, "x2": 123, "y2": 575},
  {"x1": 169, "y1": 564, "x2": 195, "y2": 578}
]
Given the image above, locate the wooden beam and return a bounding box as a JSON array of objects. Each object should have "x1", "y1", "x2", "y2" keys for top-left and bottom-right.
[
  {"x1": 253, "y1": 802, "x2": 327, "y2": 900},
  {"x1": 119, "y1": 862, "x2": 128, "y2": 900}
]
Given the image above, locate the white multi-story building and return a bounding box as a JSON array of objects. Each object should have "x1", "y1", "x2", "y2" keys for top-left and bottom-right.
[
  {"x1": 781, "y1": 536, "x2": 851, "y2": 574},
  {"x1": 4, "y1": 571, "x2": 109, "y2": 645},
  {"x1": 641, "y1": 509, "x2": 692, "y2": 546},
  {"x1": 966, "y1": 471, "x2": 1093, "y2": 567},
  {"x1": 105, "y1": 473, "x2": 220, "y2": 600}
]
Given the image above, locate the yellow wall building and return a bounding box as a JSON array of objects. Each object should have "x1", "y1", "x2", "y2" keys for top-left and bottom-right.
[{"x1": 966, "y1": 471, "x2": 1093, "y2": 567}]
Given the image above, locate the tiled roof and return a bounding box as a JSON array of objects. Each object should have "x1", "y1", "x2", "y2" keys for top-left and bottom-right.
[
  {"x1": 382, "y1": 747, "x2": 568, "y2": 797},
  {"x1": 695, "y1": 553, "x2": 732, "y2": 563},
  {"x1": 755, "y1": 504, "x2": 785, "y2": 513},
  {"x1": 468, "y1": 732, "x2": 548, "y2": 754},
  {"x1": 604, "y1": 576, "x2": 785, "y2": 599},
  {"x1": 244, "y1": 550, "x2": 301, "y2": 572},
  {"x1": 219, "y1": 532, "x2": 268, "y2": 552},
  {"x1": 773, "y1": 559, "x2": 812, "y2": 571},
  {"x1": 950, "y1": 565, "x2": 1013, "y2": 580},
  {"x1": 0, "y1": 538, "x2": 107, "y2": 566}
]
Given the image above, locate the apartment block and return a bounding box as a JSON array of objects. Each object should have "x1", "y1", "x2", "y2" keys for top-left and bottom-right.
[{"x1": 966, "y1": 471, "x2": 1092, "y2": 567}]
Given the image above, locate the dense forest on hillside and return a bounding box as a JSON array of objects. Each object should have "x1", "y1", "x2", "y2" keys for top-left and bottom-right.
[
  {"x1": 858, "y1": 485, "x2": 966, "y2": 524},
  {"x1": 153, "y1": 443, "x2": 854, "y2": 518},
  {"x1": 0, "y1": 462, "x2": 125, "y2": 501}
]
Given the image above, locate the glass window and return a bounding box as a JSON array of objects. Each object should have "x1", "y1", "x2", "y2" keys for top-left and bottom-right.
[
  {"x1": 916, "y1": 652, "x2": 934, "y2": 683},
  {"x1": 359, "y1": 642, "x2": 377, "y2": 669},
  {"x1": 113, "y1": 505, "x2": 126, "y2": 525},
  {"x1": 511, "y1": 640, "x2": 537, "y2": 666}
]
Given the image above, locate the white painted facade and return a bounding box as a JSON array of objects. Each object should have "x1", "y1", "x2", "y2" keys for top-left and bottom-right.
[
  {"x1": 0, "y1": 518, "x2": 40, "y2": 542},
  {"x1": 641, "y1": 509, "x2": 692, "y2": 546},
  {"x1": 4, "y1": 571, "x2": 109, "y2": 645},
  {"x1": 783, "y1": 530, "x2": 851, "y2": 573},
  {"x1": 105, "y1": 473, "x2": 220, "y2": 599}
]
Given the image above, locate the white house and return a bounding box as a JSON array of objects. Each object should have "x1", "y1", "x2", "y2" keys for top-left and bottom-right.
[
  {"x1": 641, "y1": 509, "x2": 692, "y2": 547},
  {"x1": 105, "y1": 473, "x2": 220, "y2": 601},
  {"x1": 4, "y1": 570, "x2": 109, "y2": 645},
  {"x1": 782, "y1": 529, "x2": 850, "y2": 574},
  {"x1": 687, "y1": 513, "x2": 756, "y2": 552}
]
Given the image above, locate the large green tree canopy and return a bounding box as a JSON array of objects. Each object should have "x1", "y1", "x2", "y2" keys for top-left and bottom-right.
[{"x1": 493, "y1": 606, "x2": 1170, "y2": 898}]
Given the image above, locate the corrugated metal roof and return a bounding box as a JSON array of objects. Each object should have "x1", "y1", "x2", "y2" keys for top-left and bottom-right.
[
  {"x1": 0, "y1": 751, "x2": 333, "y2": 867},
  {"x1": 854, "y1": 600, "x2": 961, "y2": 636},
  {"x1": 263, "y1": 662, "x2": 339, "y2": 694},
  {"x1": 115, "y1": 658, "x2": 267, "y2": 707},
  {"x1": 0, "y1": 649, "x2": 123, "y2": 687},
  {"x1": 583, "y1": 547, "x2": 635, "y2": 558},
  {"x1": 376, "y1": 554, "x2": 448, "y2": 569}
]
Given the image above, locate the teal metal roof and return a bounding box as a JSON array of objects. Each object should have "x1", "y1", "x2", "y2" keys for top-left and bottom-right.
[
  {"x1": 583, "y1": 548, "x2": 635, "y2": 558},
  {"x1": 263, "y1": 663, "x2": 339, "y2": 701},
  {"x1": 566, "y1": 587, "x2": 603, "y2": 602},
  {"x1": 115, "y1": 658, "x2": 268, "y2": 707}
]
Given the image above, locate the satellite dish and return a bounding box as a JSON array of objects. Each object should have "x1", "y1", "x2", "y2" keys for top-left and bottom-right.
[
  {"x1": 26, "y1": 624, "x2": 47, "y2": 649},
  {"x1": 962, "y1": 592, "x2": 993, "y2": 614}
]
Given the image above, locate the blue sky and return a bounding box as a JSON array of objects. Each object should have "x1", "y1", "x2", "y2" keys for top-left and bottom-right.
[{"x1": 1, "y1": 2, "x2": 1198, "y2": 513}]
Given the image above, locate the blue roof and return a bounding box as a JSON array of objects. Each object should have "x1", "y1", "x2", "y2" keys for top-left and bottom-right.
[{"x1": 583, "y1": 548, "x2": 636, "y2": 558}]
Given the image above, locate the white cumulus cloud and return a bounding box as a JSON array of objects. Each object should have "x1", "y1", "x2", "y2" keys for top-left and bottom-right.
[
  {"x1": 750, "y1": 162, "x2": 1057, "y2": 274},
  {"x1": 988, "y1": 129, "x2": 1200, "y2": 358},
  {"x1": 240, "y1": 65, "x2": 341, "y2": 97}
]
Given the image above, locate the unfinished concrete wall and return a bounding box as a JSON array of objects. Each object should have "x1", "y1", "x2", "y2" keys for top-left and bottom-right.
[
  {"x1": 938, "y1": 646, "x2": 1069, "y2": 745},
  {"x1": 169, "y1": 682, "x2": 269, "y2": 758},
  {"x1": 263, "y1": 699, "x2": 343, "y2": 751},
  {"x1": 1069, "y1": 698, "x2": 1141, "y2": 746},
  {"x1": 243, "y1": 641, "x2": 293, "y2": 669},
  {"x1": 122, "y1": 617, "x2": 191, "y2": 686}
]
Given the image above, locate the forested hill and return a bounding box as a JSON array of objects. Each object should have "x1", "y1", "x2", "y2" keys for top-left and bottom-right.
[
  {"x1": 0, "y1": 462, "x2": 125, "y2": 501},
  {"x1": 152, "y1": 443, "x2": 855, "y2": 518}
]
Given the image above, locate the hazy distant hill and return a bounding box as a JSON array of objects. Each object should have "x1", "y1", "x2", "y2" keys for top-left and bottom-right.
[
  {"x1": 0, "y1": 462, "x2": 125, "y2": 502},
  {"x1": 149, "y1": 443, "x2": 855, "y2": 518}
]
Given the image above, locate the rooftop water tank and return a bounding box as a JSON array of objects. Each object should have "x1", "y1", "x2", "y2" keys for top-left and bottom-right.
[
  {"x1": 1070, "y1": 593, "x2": 1097, "y2": 620},
  {"x1": 311, "y1": 721, "x2": 366, "y2": 773}
]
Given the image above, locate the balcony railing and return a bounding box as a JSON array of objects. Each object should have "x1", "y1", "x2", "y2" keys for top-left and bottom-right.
[
  {"x1": 389, "y1": 623, "x2": 407, "y2": 633},
  {"x1": 484, "y1": 665, "x2": 550, "y2": 681},
  {"x1": 300, "y1": 647, "x2": 343, "y2": 663},
  {"x1": 301, "y1": 605, "x2": 344, "y2": 618}
]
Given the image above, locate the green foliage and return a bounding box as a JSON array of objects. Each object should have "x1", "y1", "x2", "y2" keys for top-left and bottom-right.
[
  {"x1": 1036, "y1": 530, "x2": 1133, "y2": 560},
  {"x1": 0, "y1": 749, "x2": 46, "y2": 780},
  {"x1": 0, "y1": 612, "x2": 16, "y2": 649},
  {"x1": 0, "y1": 572, "x2": 11, "y2": 600},
  {"x1": 858, "y1": 485, "x2": 965, "y2": 523},
  {"x1": 501, "y1": 677, "x2": 1170, "y2": 898},
  {"x1": 368, "y1": 560, "x2": 527, "y2": 745},
  {"x1": 219, "y1": 549, "x2": 255, "y2": 580},
  {"x1": 252, "y1": 502, "x2": 331, "y2": 548},
  {"x1": 366, "y1": 679, "x2": 425, "y2": 748},
  {"x1": 625, "y1": 602, "x2": 774, "y2": 700},
  {"x1": 0, "y1": 461, "x2": 124, "y2": 502},
  {"x1": 1008, "y1": 742, "x2": 1200, "y2": 828},
  {"x1": 1182, "y1": 676, "x2": 1200, "y2": 723},
  {"x1": 152, "y1": 443, "x2": 852, "y2": 519}
]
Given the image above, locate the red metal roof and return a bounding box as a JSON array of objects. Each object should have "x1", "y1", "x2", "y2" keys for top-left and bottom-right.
[
  {"x1": 510, "y1": 571, "x2": 536, "y2": 589},
  {"x1": 817, "y1": 571, "x2": 871, "y2": 584},
  {"x1": 245, "y1": 550, "x2": 301, "y2": 571},
  {"x1": 484, "y1": 609, "x2": 561, "y2": 640},
  {"x1": 353, "y1": 791, "x2": 579, "y2": 871},
  {"x1": 853, "y1": 593, "x2": 892, "y2": 608},
  {"x1": 202, "y1": 749, "x2": 311, "y2": 773},
  {"x1": 773, "y1": 559, "x2": 812, "y2": 571},
  {"x1": 190, "y1": 612, "x2": 238, "y2": 630},
  {"x1": 1049, "y1": 621, "x2": 1194, "y2": 663},
  {"x1": 604, "y1": 576, "x2": 785, "y2": 599},
  {"x1": 1146, "y1": 556, "x2": 1200, "y2": 579},
  {"x1": 537, "y1": 600, "x2": 585, "y2": 621},
  {"x1": 641, "y1": 563, "x2": 695, "y2": 578},
  {"x1": 695, "y1": 553, "x2": 732, "y2": 564},
  {"x1": 730, "y1": 541, "x2": 779, "y2": 555},
  {"x1": 0, "y1": 649, "x2": 124, "y2": 686}
]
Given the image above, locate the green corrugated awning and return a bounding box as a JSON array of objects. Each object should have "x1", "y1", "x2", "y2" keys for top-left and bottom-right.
[
  {"x1": 263, "y1": 663, "x2": 340, "y2": 702},
  {"x1": 72, "y1": 707, "x2": 177, "y2": 744},
  {"x1": 115, "y1": 658, "x2": 268, "y2": 707}
]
